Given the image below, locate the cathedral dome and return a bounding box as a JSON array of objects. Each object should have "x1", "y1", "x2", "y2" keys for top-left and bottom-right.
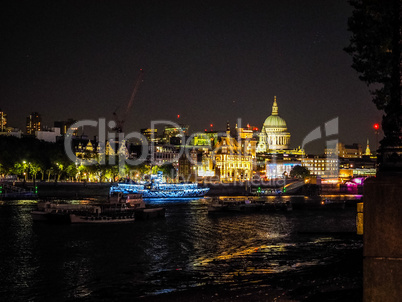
[
  {"x1": 256, "y1": 96, "x2": 291, "y2": 152},
  {"x1": 263, "y1": 115, "x2": 287, "y2": 129},
  {"x1": 263, "y1": 97, "x2": 287, "y2": 131}
]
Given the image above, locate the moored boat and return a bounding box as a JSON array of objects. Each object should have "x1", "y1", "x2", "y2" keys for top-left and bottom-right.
[
  {"x1": 110, "y1": 172, "x2": 209, "y2": 199},
  {"x1": 207, "y1": 196, "x2": 292, "y2": 213},
  {"x1": 31, "y1": 192, "x2": 165, "y2": 224}
]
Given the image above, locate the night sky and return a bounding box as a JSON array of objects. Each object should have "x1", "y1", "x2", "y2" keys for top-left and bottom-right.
[{"x1": 1, "y1": 0, "x2": 382, "y2": 153}]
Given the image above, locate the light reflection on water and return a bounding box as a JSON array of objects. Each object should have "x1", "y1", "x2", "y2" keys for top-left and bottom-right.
[{"x1": 0, "y1": 197, "x2": 362, "y2": 300}]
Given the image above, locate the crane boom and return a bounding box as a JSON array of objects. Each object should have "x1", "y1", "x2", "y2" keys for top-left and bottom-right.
[{"x1": 113, "y1": 69, "x2": 144, "y2": 133}]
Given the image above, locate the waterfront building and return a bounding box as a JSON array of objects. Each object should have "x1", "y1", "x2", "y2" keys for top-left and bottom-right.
[
  {"x1": 26, "y1": 112, "x2": 42, "y2": 135},
  {"x1": 213, "y1": 128, "x2": 252, "y2": 182},
  {"x1": 266, "y1": 159, "x2": 300, "y2": 179},
  {"x1": 197, "y1": 151, "x2": 215, "y2": 178},
  {"x1": 338, "y1": 157, "x2": 376, "y2": 177},
  {"x1": 256, "y1": 97, "x2": 291, "y2": 152},
  {"x1": 301, "y1": 155, "x2": 338, "y2": 178},
  {"x1": 151, "y1": 144, "x2": 180, "y2": 166}
]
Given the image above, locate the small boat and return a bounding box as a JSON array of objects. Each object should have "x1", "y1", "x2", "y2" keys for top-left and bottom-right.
[{"x1": 207, "y1": 197, "x2": 260, "y2": 213}]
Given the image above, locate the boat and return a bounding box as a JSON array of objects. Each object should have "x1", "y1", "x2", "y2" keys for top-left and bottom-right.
[
  {"x1": 31, "y1": 193, "x2": 165, "y2": 223},
  {"x1": 110, "y1": 172, "x2": 210, "y2": 199},
  {"x1": 207, "y1": 196, "x2": 292, "y2": 213}
]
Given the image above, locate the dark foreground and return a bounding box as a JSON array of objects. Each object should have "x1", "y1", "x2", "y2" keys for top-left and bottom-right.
[{"x1": 0, "y1": 197, "x2": 362, "y2": 302}]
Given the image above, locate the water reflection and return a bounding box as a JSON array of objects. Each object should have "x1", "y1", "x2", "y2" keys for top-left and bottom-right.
[{"x1": 0, "y1": 197, "x2": 362, "y2": 300}]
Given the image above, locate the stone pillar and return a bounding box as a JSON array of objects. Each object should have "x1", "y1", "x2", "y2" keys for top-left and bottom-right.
[{"x1": 363, "y1": 174, "x2": 402, "y2": 301}]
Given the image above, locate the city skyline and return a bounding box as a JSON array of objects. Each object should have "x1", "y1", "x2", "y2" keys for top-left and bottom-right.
[{"x1": 1, "y1": 1, "x2": 382, "y2": 153}]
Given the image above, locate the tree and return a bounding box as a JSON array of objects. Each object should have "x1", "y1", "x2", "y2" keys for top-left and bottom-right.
[
  {"x1": 158, "y1": 163, "x2": 177, "y2": 180},
  {"x1": 290, "y1": 165, "x2": 310, "y2": 179},
  {"x1": 345, "y1": 0, "x2": 402, "y2": 171}
]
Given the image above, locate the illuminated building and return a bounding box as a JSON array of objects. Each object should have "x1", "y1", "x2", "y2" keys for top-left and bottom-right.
[
  {"x1": 151, "y1": 145, "x2": 180, "y2": 166},
  {"x1": 26, "y1": 112, "x2": 42, "y2": 135},
  {"x1": 197, "y1": 151, "x2": 215, "y2": 177},
  {"x1": 235, "y1": 125, "x2": 258, "y2": 170},
  {"x1": 256, "y1": 97, "x2": 290, "y2": 152},
  {"x1": 338, "y1": 157, "x2": 376, "y2": 177},
  {"x1": 213, "y1": 127, "x2": 252, "y2": 182},
  {"x1": 301, "y1": 156, "x2": 338, "y2": 178},
  {"x1": 266, "y1": 160, "x2": 299, "y2": 179},
  {"x1": 162, "y1": 124, "x2": 189, "y2": 144},
  {"x1": 0, "y1": 109, "x2": 7, "y2": 132},
  {"x1": 75, "y1": 139, "x2": 129, "y2": 164},
  {"x1": 141, "y1": 128, "x2": 158, "y2": 143},
  {"x1": 190, "y1": 131, "x2": 218, "y2": 147}
]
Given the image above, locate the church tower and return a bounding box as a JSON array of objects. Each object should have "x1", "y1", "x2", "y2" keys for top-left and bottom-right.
[{"x1": 365, "y1": 139, "x2": 371, "y2": 155}]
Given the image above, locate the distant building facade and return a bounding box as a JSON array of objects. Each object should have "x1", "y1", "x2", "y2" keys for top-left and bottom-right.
[
  {"x1": 54, "y1": 119, "x2": 78, "y2": 136},
  {"x1": 301, "y1": 156, "x2": 338, "y2": 178},
  {"x1": 0, "y1": 109, "x2": 7, "y2": 132},
  {"x1": 26, "y1": 112, "x2": 42, "y2": 135},
  {"x1": 36, "y1": 127, "x2": 61, "y2": 143},
  {"x1": 326, "y1": 142, "x2": 363, "y2": 159}
]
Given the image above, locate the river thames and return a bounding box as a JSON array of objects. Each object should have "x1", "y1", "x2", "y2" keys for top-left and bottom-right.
[{"x1": 0, "y1": 196, "x2": 363, "y2": 301}]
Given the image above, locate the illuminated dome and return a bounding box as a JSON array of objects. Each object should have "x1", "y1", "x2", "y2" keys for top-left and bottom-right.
[
  {"x1": 263, "y1": 97, "x2": 287, "y2": 130},
  {"x1": 263, "y1": 115, "x2": 287, "y2": 130},
  {"x1": 256, "y1": 96, "x2": 291, "y2": 152}
]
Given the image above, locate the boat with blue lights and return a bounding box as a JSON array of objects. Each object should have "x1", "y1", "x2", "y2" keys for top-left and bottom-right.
[{"x1": 110, "y1": 172, "x2": 210, "y2": 199}]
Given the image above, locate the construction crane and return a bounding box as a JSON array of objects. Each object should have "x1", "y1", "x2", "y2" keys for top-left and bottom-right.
[{"x1": 113, "y1": 69, "x2": 144, "y2": 133}]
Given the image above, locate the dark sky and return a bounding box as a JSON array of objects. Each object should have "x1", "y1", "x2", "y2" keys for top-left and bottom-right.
[{"x1": 1, "y1": 0, "x2": 382, "y2": 153}]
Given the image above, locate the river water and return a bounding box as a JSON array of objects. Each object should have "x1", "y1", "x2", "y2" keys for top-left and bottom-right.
[{"x1": 0, "y1": 196, "x2": 363, "y2": 301}]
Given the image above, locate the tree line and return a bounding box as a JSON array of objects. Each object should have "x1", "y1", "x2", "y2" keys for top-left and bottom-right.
[{"x1": 0, "y1": 136, "x2": 176, "y2": 182}]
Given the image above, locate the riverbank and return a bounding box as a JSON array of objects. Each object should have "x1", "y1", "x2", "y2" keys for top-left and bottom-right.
[
  {"x1": 3, "y1": 181, "x2": 361, "y2": 199},
  {"x1": 36, "y1": 182, "x2": 111, "y2": 198}
]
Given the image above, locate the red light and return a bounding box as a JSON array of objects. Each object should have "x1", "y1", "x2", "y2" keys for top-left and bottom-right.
[
  {"x1": 373, "y1": 123, "x2": 380, "y2": 130},
  {"x1": 177, "y1": 114, "x2": 180, "y2": 119},
  {"x1": 210, "y1": 124, "x2": 213, "y2": 127},
  {"x1": 253, "y1": 127, "x2": 259, "y2": 131},
  {"x1": 204, "y1": 129, "x2": 207, "y2": 132}
]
